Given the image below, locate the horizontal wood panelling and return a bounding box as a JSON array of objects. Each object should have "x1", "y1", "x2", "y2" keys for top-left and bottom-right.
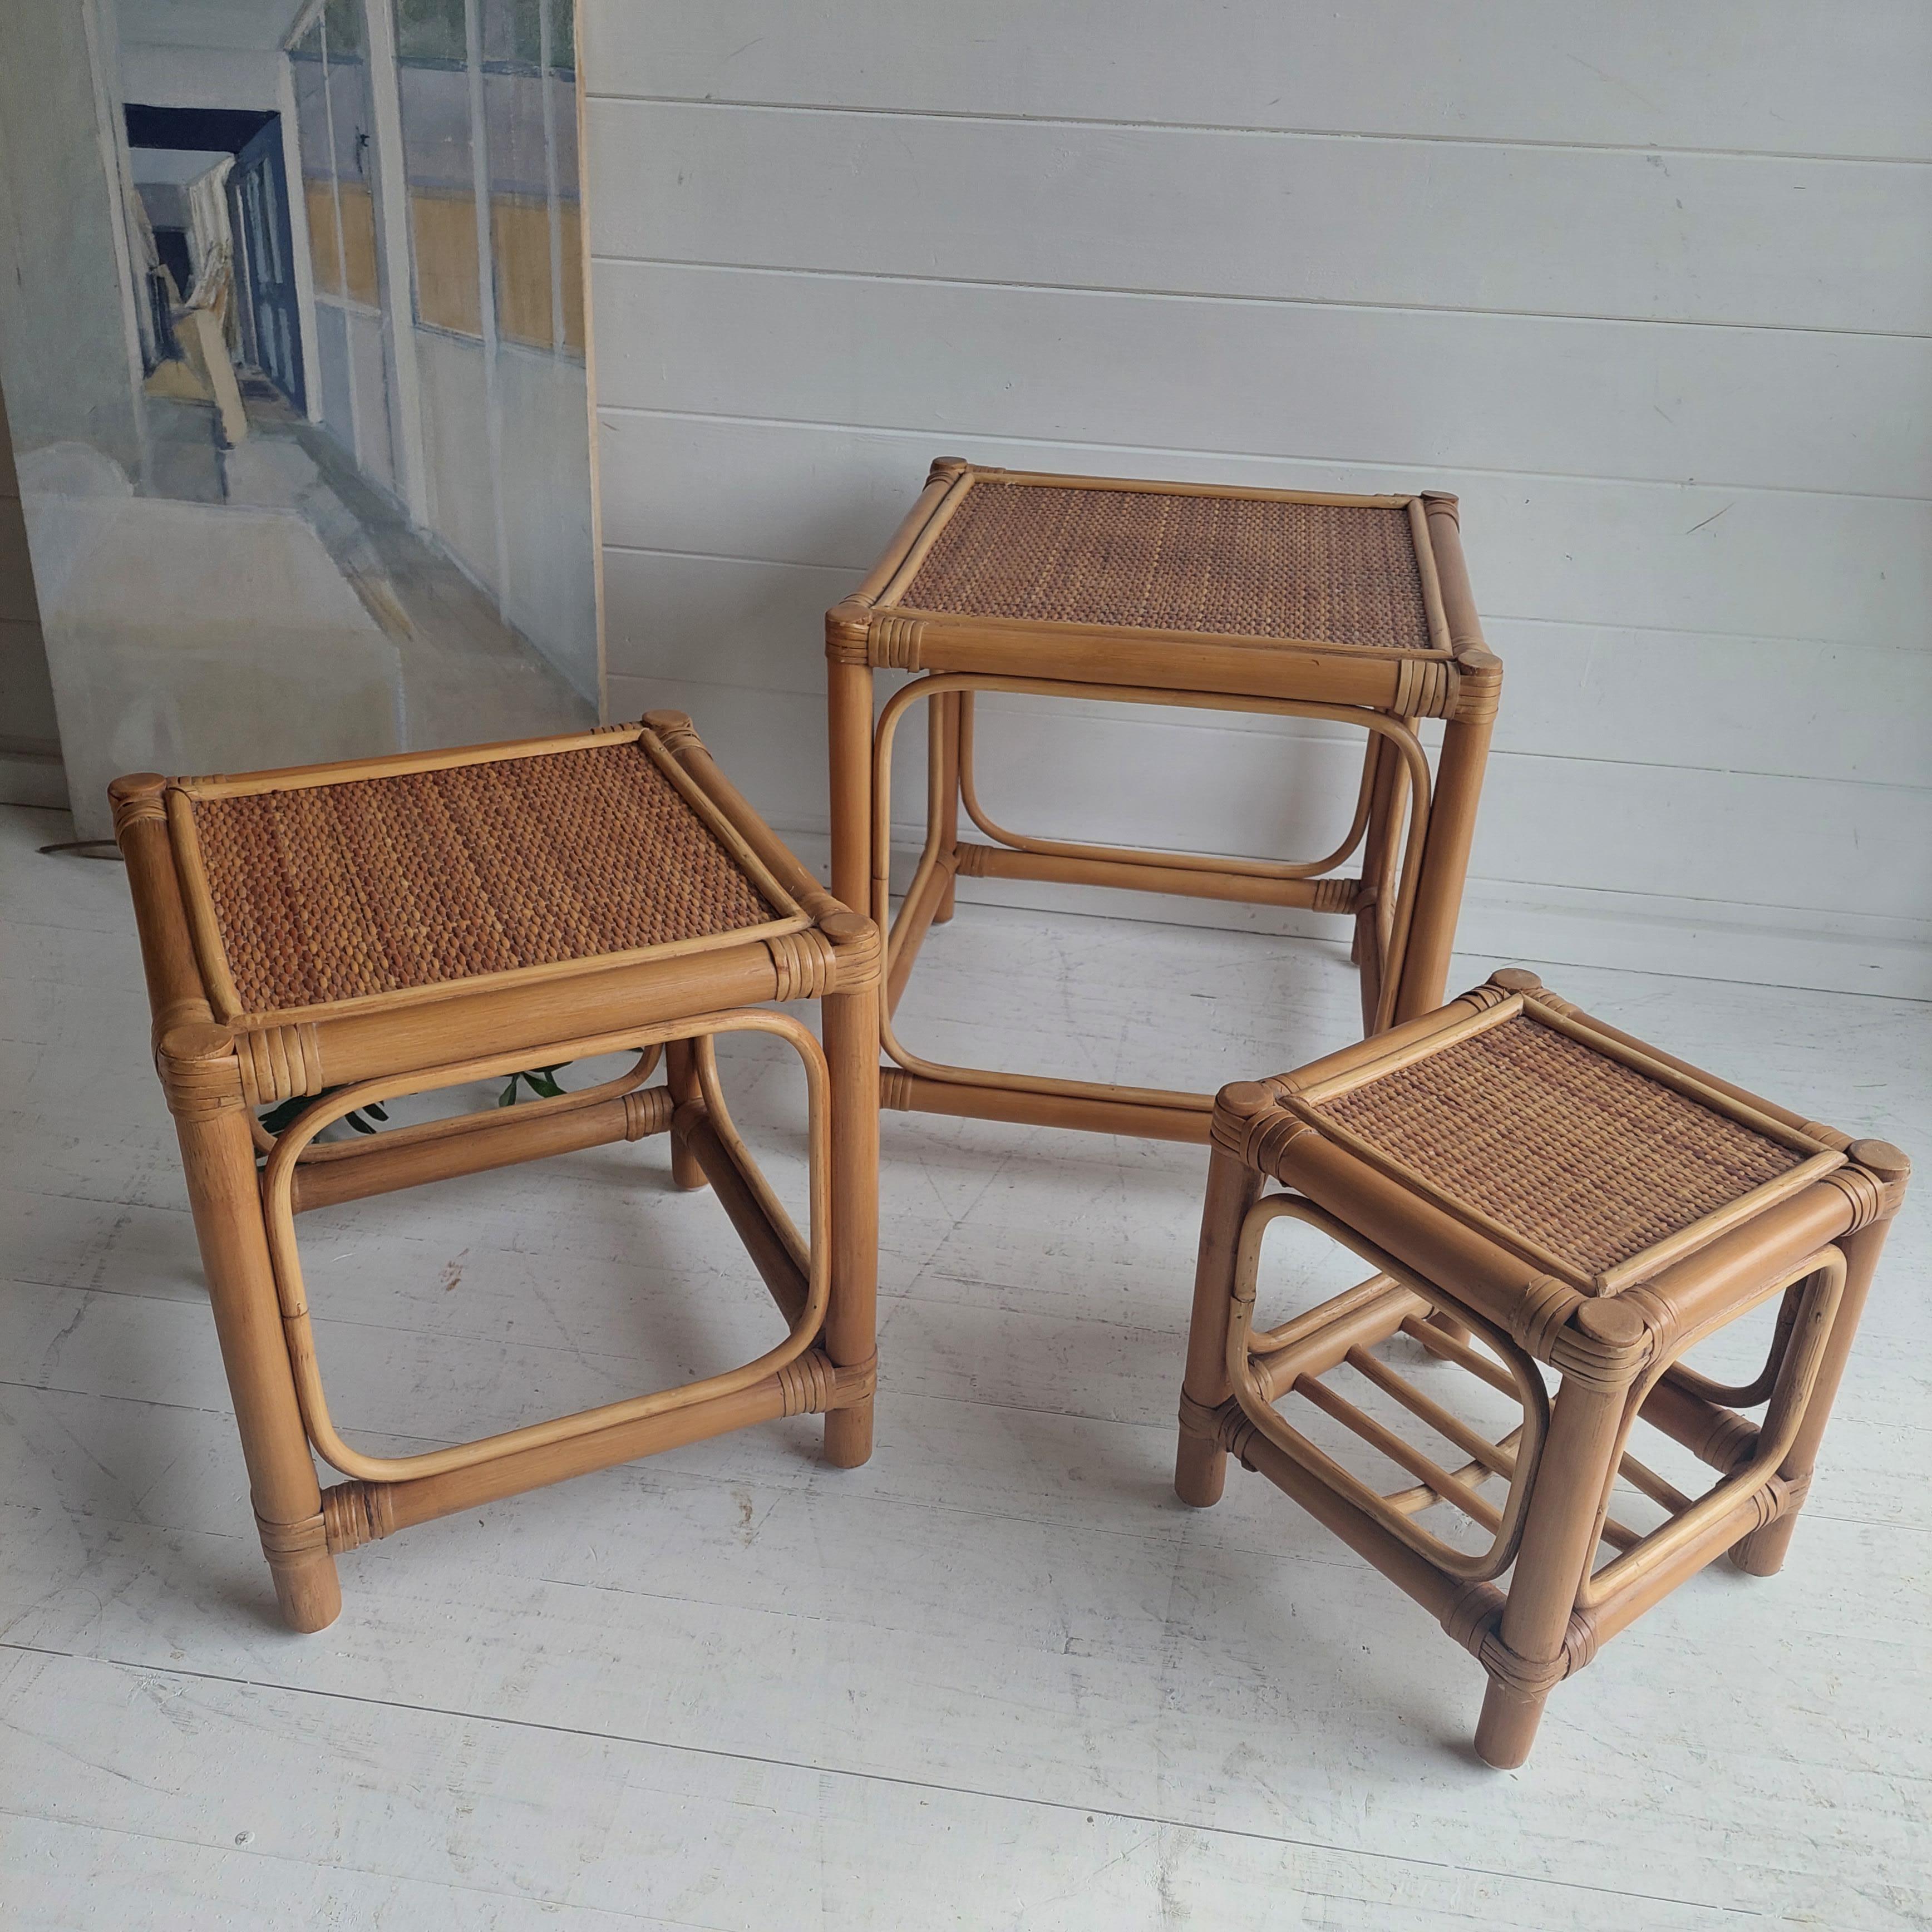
[
  {"x1": 1483, "y1": 620, "x2": 1924, "y2": 785},
  {"x1": 586, "y1": 101, "x2": 1932, "y2": 337},
  {"x1": 1453, "y1": 880, "x2": 1932, "y2": 1004},
  {"x1": 608, "y1": 674, "x2": 1932, "y2": 924},
  {"x1": 592, "y1": 263, "x2": 1932, "y2": 500},
  {"x1": 603, "y1": 549, "x2": 1931, "y2": 788},
  {"x1": 596, "y1": 413, "x2": 1932, "y2": 651},
  {"x1": 580, "y1": 2, "x2": 1932, "y2": 161},
  {"x1": 583, "y1": 4, "x2": 1930, "y2": 994}
]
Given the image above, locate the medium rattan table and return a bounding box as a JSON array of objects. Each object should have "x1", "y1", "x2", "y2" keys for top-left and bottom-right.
[
  {"x1": 111, "y1": 714, "x2": 880, "y2": 1632},
  {"x1": 1176, "y1": 968, "x2": 1909, "y2": 1766},
  {"x1": 826, "y1": 461, "x2": 1502, "y2": 1142}
]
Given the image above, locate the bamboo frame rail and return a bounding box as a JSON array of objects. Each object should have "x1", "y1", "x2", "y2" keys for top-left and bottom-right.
[
  {"x1": 1174, "y1": 967, "x2": 1909, "y2": 1768},
  {"x1": 827, "y1": 461, "x2": 1501, "y2": 1143},
  {"x1": 111, "y1": 713, "x2": 881, "y2": 1633},
  {"x1": 287, "y1": 1047, "x2": 665, "y2": 1210}
]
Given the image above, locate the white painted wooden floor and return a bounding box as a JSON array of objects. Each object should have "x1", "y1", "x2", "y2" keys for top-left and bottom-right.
[{"x1": 3, "y1": 800, "x2": 1928, "y2": 1930}]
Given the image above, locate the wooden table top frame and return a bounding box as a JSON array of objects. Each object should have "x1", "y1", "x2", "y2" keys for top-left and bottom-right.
[
  {"x1": 1174, "y1": 968, "x2": 1910, "y2": 1767},
  {"x1": 826, "y1": 460, "x2": 1503, "y2": 1145},
  {"x1": 111, "y1": 713, "x2": 881, "y2": 1633}
]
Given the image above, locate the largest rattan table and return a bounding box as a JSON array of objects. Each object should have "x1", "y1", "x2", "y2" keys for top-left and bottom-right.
[
  {"x1": 111, "y1": 714, "x2": 880, "y2": 1632},
  {"x1": 826, "y1": 461, "x2": 1502, "y2": 1144}
]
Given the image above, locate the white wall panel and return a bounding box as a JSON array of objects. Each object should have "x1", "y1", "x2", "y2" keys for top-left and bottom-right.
[
  {"x1": 588, "y1": 102, "x2": 1932, "y2": 336},
  {"x1": 581, "y1": 2, "x2": 1932, "y2": 161},
  {"x1": 593, "y1": 263, "x2": 1931, "y2": 500},
  {"x1": 1481, "y1": 622, "x2": 1926, "y2": 788}
]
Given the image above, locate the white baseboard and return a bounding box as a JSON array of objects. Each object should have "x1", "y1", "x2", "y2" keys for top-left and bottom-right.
[
  {"x1": 0, "y1": 747, "x2": 68, "y2": 811},
  {"x1": 775, "y1": 830, "x2": 1931, "y2": 1003}
]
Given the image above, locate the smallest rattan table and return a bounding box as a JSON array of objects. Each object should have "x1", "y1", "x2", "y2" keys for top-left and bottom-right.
[
  {"x1": 112, "y1": 714, "x2": 880, "y2": 1632},
  {"x1": 1176, "y1": 969, "x2": 1908, "y2": 1767}
]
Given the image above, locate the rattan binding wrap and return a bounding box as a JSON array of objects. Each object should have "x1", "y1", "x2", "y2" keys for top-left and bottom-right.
[
  {"x1": 189, "y1": 740, "x2": 778, "y2": 1013},
  {"x1": 902, "y1": 482, "x2": 1433, "y2": 649},
  {"x1": 1312, "y1": 1016, "x2": 1803, "y2": 1279}
]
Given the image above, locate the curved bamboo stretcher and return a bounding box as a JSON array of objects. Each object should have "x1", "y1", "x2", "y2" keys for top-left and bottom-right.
[
  {"x1": 870, "y1": 672, "x2": 1434, "y2": 1117},
  {"x1": 1175, "y1": 967, "x2": 1910, "y2": 1768},
  {"x1": 262, "y1": 1010, "x2": 832, "y2": 1486}
]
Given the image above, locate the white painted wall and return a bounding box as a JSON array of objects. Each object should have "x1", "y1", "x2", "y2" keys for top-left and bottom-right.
[
  {"x1": 580, "y1": 3, "x2": 1932, "y2": 998},
  {"x1": 411, "y1": 327, "x2": 600, "y2": 702},
  {"x1": 497, "y1": 343, "x2": 599, "y2": 698}
]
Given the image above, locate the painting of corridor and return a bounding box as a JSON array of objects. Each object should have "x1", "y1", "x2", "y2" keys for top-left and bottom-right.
[{"x1": 0, "y1": 0, "x2": 600, "y2": 838}]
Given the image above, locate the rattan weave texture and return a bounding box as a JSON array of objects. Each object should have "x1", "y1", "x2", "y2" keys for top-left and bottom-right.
[
  {"x1": 1314, "y1": 1016, "x2": 1803, "y2": 1278},
  {"x1": 901, "y1": 482, "x2": 1433, "y2": 648},
  {"x1": 189, "y1": 740, "x2": 778, "y2": 1013}
]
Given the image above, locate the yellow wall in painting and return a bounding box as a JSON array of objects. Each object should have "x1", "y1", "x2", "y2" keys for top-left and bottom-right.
[
  {"x1": 408, "y1": 193, "x2": 581, "y2": 353},
  {"x1": 490, "y1": 195, "x2": 553, "y2": 349},
  {"x1": 337, "y1": 183, "x2": 379, "y2": 307},
  {"x1": 306, "y1": 179, "x2": 381, "y2": 310},
  {"x1": 314, "y1": 180, "x2": 586, "y2": 347},
  {"x1": 410, "y1": 190, "x2": 481, "y2": 337},
  {"x1": 305, "y1": 179, "x2": 339, "y2": 297},
  {"x1": 490, "y1": 196, "x2": 585, "y2": 354}
]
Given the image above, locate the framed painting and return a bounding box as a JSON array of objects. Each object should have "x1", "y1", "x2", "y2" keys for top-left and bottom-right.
[{"x1": 0, "y1": 0, "x2": 602, "y2": 837}]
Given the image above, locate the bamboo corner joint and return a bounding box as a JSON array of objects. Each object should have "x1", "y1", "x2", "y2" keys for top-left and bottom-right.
[
  {"x1": 112, "y1": 713, "x2": 882, "y2": 1634},
  {"x1": 1174, "y1": 968, "x2": 1908, "y2": 1768},
  {"x1": 826, "y1": 459, "x2": 1504, "y2": 1146}
]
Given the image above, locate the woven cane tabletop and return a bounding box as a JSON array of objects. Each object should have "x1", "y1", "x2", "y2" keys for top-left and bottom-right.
[
  {"x1": 180, "y1": 736, "x2": 784, "y2": 1017},
  {"x1": 900, "y1": 480, "x2": 1436, "y2": 650},
  {"x1": 1311, "y1": 1016, "x2": 1806, "y2": 1280}
]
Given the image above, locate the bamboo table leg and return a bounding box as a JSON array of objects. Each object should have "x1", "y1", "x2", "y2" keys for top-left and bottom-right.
[
  {"x1": 1473, "y1": 1299, "x2": 1647, "y2": 1769},
  {"x1": 933, "y1": 691, "x2": 963, "y2": 925},
  {"x1": 1393, "y1": 501, "x2": 1498, "y2": 1025},
  {"x1": 820, "y1": 970, "x2": 880, "y2": 1468},
  {"x1": 829, "y1": 657, "x2": 874, "y2": 931},
  {"x1": 1731, "y1": 1140, "x2": 1909, "y2": 1576},
  {"x1": 666, "y1": 1040, "x2": 708, "y2": 1190},
  {"x1": 1392, "y1": 693, "x2": 1496, "y2": 1024},
  {"x1": 161, "y1": 1023, "x2": 341, "y2": 1632},
  {"x1": 1175, "y1": 1108, "x2": 1268, "y2": 1507},
  {"x1": 1353, "y1": 738, "x2": 1404, "y2": 1036}
]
